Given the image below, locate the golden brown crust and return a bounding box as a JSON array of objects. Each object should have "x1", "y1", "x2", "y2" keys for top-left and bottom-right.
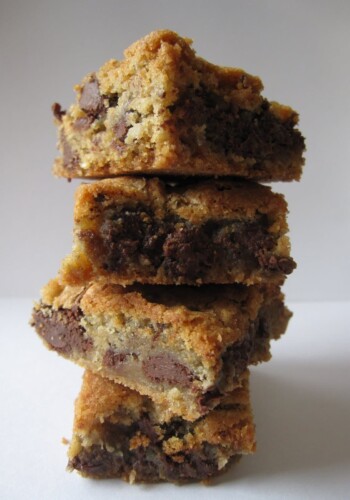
[{"x1": 73, "y1": 370, "x2": 147, "y2": 433}]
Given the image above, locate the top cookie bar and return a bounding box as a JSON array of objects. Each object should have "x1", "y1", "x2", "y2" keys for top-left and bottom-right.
[{"x1": 53, "y1": 30, "x2": 305, "y2": 181}]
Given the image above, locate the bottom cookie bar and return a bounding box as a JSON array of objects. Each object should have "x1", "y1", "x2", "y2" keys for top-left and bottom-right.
[{"x1": 68, "y1": 370, "x2": 256, "y2": 484}]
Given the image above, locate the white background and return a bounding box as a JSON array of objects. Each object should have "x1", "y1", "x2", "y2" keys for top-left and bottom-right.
[
  {"x1": 1, "y1": 0, "x2": 350, "y2": 300},
  {"x1": 1, "y1": 2, "x2": 350, "y2": 499}
]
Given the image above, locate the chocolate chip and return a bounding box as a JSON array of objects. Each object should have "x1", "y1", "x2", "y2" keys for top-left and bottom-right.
[
  {"x1": 163, "y1": 226, "x2": 213, "y2": 280},
  {"x1": 61, "y1": 132, "x2": 79, "y2": 169},
  {"x1": 98, "y1": 206, "x2": 155, "y2": 271},
  {"x1": 79, "y1": 76, "x2": 105, "y2": 117},
  {"x1": 114, "y1": 117, "x2": 128, "y2": 141},
  {"x1": 73, "y1": 115, "x2": 94, "y2": 131},
  {"x1": 70, "y1": 442, "x2": 220, "y2": 482},
  {"x1": 70, "y1": 446, "x2": 124, "y2": 476},
  {"x1": 52, "y1": 102, "x2": 66, "y2": 121},
  {"x1": 173, "y1": 88, "x2": 305, "y2": 160},
  {"x1": 142, "y1": 354, "x2": 194, "y2": 388},
  {"x1": 31, "y1": 306, "x2": 92, "y2": 354}
]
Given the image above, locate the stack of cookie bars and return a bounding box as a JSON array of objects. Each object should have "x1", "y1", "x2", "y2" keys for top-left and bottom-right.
[{"x1": 31, "y1": 30, "x2": 305, "y2": 483}]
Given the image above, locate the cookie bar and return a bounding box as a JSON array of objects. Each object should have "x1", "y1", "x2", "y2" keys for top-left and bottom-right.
[
  {"x1": 31, "y1": 280, "x2": 291, "y2": 420},
  {"x1": 59, "y1": 177, "x2": 296, "y2": 287},
  {"x1": 53, "y1": 30, "x2": 305, "y2": 181},
  {"x1": 68, "y1": 370, "x2": 256, "y2": 483}
]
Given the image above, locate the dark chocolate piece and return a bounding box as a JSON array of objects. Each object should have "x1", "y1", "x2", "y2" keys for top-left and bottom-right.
[
  {"x1": 142, "y1": 354, "x2": 195, "y2": 388},
  {"x1": 79, "y1": 76, "x2": 105, "y2": 117},
  {"x1": 69, "y1": 441, "x2": 222, "y2": 482},
  {"x1": 81, "y1": 208, "x2": 296, "y2": 279},
  {"x1": 31, "y1": 307, "x2": 92, "y2": 354},
  {"x1": 174, "y1": 93, "x2": 304, "y2": 161}
]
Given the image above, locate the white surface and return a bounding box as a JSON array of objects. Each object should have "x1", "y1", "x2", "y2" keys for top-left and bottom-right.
[
  {"x1": 1, "y1": 299, "x2": 349, "y2": 499},
  {"x1": 1, "y1": 0, "x2": 350, "y2": 300}
]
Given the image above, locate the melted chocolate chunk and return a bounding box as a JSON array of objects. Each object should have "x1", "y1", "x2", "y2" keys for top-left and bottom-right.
[
  {"x1": 79, "y1": 77, "x2": 105, "y2": 117},
  {"x1": 173, "y1": 89, "x2": 305, "y2": 161},
  {"x1": 80, "y1": 204, "x2": 295, "y2": 279},
  {"x1": 142, "y1": 354, "x2": 194, "y2": 388},
  {"x1": 70, "y1": 446, "x2": 125, "y2": 477},
  {"x1": 163, "y1": 225, "x2": 213, "y2": 280},
  {"x1": 70, "y1": 441, "x2": 221, "y2": 482},
  {"x1": 31, "y1": 306, "x2": 92, "y2": 354},
  {"x1": 99, "y1": 206, "x2": 167, "y2": 271},
  {"x1": 101, "y1": 216, "x2": 142, "y2": 269},
  {"x1": 216, "y1": 219, "x2": 272, "y2": 261}
]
